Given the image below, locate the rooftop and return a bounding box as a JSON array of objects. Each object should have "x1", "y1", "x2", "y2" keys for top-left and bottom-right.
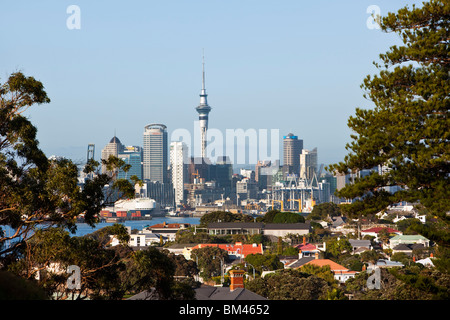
[
  {"x1": 390, "y1": 234, "x2": 429, "y2": 241},
  {"x1": 195, "y1": 285, "x2": 267, "y2": 300},
  {"x1": 264, "y1": 223, "x2": 310, "y2": 230},
  {"x1": 361, "y1": 227, "x2": 401, "y2": 234},
  {"x1": 304, "y1": 259, "x2": 349, "y2": 272},
  {"x1": 192, "y1": 243, "x2": 263, "y2": 257}
]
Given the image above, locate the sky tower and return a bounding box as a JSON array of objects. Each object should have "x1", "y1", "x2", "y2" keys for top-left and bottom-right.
[{"x1": 196, "y1": 54, "x2": 212, "y2": 159}]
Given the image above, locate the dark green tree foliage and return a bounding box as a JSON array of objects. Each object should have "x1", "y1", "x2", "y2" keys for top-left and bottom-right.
[
  {"x1": 261, "y1": 209, "x2": 305, "y2": 223},
  {"x1": 328, "y1": 0, "x2": 449, "y2": 218},
  {"x1": 345, "y1": 267, "x2": 450, "y2": 300},
  {"x1": 327, "y1": 0, "x2": 449, "y2": 273},
  {"x1": 199, "y1": 211, "x2": 253, "y2": 227},
  {"x1": 190, "y1": 246, "x2": 230, "y2": 281},
  {"x1": 244, "y1": 253, "x2": 284, "y2": 276},
  {"x1": 0, "y1": 72, "x2": 138, "y2": 262},
  {"x1": 307, "y1": 202, "x2": 342, "y2": 221},
  {"x1": 245, "y1": 269, "x2": 331, "y2": 300},
  {"x1": 7, "y1": 227, "x2": 127, "y2": 299},
  {"x1": 272, "y1": 211, "x2": 305, "y2": 224},
  {"x1": 326, "y1": 238, "x2": 353, "y2": 257},
  {"x1": 123, "y1": 247, "x2": 178, "y2": 300},
  {"x1": 0, "y1": 271, "x2": 48, "y2": 300}
]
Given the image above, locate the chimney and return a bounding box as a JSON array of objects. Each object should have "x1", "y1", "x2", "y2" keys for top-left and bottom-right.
[
  {"x1": 303, "y1": 236, "x2": 306, "y2": 245},
  {"x1": 229, "y1": 269, "x2": 245, "y2": 291}
]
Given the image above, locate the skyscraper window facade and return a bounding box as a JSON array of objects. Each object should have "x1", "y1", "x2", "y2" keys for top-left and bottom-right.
[
  {"x1": 118, "y1": 146, "x2": 143, "y2": 182},
  {"x1": 170, "y1": 141, "x2": 188, "y2": 205},
  {"x1": 101, "y1": 136, "x2": 124, "y2": 176},
  {"x1": 143, "y1": 124, "x2": 168, "y2": 183},
  {"x1": 283, "y1": 133, "x2": 303, "y2": 175}
]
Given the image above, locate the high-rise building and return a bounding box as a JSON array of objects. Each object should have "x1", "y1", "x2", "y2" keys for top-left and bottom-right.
[
  {"x1": 283, "y1": 133, "x2": 303, "y2": 175},
  {"x1": 101, "y1": 136, "x2": 124, "y2": 175},
  {"x1": 170, "y1": 141, "x2": 188, "y2": 205},
  {"x1": 300, "y1": 148, "x2": 318, "y2": 180},
  {"x1": 195, "y1": 55, "x2": 212, "y2": 159},
  {"x1": 255, "y1": 160, "x2": 272, "y2": 190},
  {"x1": 209, "y1": 156, "x2": 233, "y2": 197},
  {"x1": 143, "y1": 124, "x2": 168, "y2": 183},
  {"x1": 118, "y1": 146, "x2": 143, "y2": 182}
]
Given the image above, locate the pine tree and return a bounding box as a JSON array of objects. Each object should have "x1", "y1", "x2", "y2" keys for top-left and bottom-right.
[{"x1": 328, "y1": 0, "x2": 449, "y2": 271}]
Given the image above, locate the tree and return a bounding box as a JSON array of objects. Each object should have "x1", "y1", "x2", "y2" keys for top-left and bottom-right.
[
  {"x1": 308, "y1": 202, "x2": 342, "y2": 221},
  {"x1": 327, "y1": 0, "x2": 449, "y2": 272},
  {"x1": 260, "y1": 210, "x2": 280, "y2": 223},
  {"x1": 121, "y1": 246, "x2": 183, "y2": 300},
  {"x1": 360, "y1": 249, "x2": 384, "y2": 265},
  {"x1": 326, "y1": 238, "x2": 353, "y2": 257},
  {"x1": 245, "y1": 269, "x2": 331, "y2": 300},
  {"x1": 199, "y1": 211, "x2": 253, "y2": 228},
  {"x1": 329, "y1": 0, "x2": 449, "y2": 217},
  {"x1": 190, "y1": 246, "x2": 230, "y2": 282},
  {"x1": 7, "y1": 227, "x2": 128, "y2": 300},
  {"x1": 244, "y1": 253, "x2": 284, "y2": 276},
  {"x1": 272, "y1": 211, "x2": 305, "y2": 224},
  {"x1": 299, "y1": 264, "x2": 336, "y2": 286},
  {"x1": 260, "y1": 210, "x2": 305, "y2": 224},
  {"x1": 0, "y1": 72, "x2": 138, "y2": 265}
]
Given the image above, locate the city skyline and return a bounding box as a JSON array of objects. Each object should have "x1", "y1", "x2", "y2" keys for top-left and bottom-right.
[{"x1": 0, "y1": 0, "x2": 424, "y2": 167}]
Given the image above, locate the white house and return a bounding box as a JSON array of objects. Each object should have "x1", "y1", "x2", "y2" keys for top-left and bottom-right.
[{"x1": 389, "y1": 234, "x2": 430, "y2": 249}]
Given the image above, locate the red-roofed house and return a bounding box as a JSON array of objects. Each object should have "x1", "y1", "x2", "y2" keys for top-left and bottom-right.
[
  {"x1": 302, "y1": 259, "x2": 359, "y2": 283},
  {"x1": 186, "y1": 242, "x2": 263, "y2": 260},
  {"x1": 361, "y1": 227, "x2": 402, "y2": 241},
  {"x1": 294, "y1": 237, "x2": 320, "y2": 258}
]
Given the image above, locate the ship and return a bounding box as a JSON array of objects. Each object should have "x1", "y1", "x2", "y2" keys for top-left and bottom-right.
[{"x1": 113, "y1": 198, "x2": 157, "y2": 220}]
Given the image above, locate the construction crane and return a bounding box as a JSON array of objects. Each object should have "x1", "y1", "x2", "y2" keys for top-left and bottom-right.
[
  {"x1": 192, "y1": 170, "x2": 200, "y2": 183},
  {"x1": 271, "y1": 199, "x2": 284, "y2": 211},
  {"x1": 288, "y1": 199, "x2": 303, "y2": 213},
  {"x1": 87, "y1": 143, "x2": 95, "y2": 162}
]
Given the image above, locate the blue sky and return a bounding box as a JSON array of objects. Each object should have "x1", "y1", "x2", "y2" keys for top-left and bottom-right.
[{"x1": 0, "y1": 0, "x2": 423, "y2": 168}]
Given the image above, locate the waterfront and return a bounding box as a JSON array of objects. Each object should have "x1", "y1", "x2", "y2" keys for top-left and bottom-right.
[{"x1": 74, "y1": 216, "x2": 201, "y2": 237}]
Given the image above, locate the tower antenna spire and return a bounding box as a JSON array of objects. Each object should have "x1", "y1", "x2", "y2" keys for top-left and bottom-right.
[
  {"x1": 202, "y1": 48, "x2": 205, "y2": 91},
  {"x1": 196, "y1": 49, "x2": 212, "y2": 159}
]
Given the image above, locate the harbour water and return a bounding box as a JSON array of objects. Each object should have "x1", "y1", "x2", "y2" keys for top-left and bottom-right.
[{"x1": 73, "y1": 216, "x2": 201, "y2": 237}]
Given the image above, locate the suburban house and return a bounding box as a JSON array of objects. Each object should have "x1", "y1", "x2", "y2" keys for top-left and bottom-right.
[
  {"x1": 206, "y1": 222, "x2": 310, "y2": 238},
  {"x1": 184, "y1": 242, "x2": 263, "y2": 260},
  {"x1": 361, "y1": 226, "x2": 402, "y2": 240},
  {"x1": 207, "y1": 222, "x2": 264, "y2": 236},
  {"x1": 416, "y1": 255, "x2": 435, "y2": 268},
  {"x1": 329, "y1": 216, "x2": 353, "y2": 234},
  {"x1": 263, "y1": 223, "x2": 311, "y2": 237},
  {"x1": 165, "y1": 243, "x2": 198, "y2": 255},
  {"x1": 389, "y1": 234, "x2": 430, "y2": 248},
  {"x1": 294, "y1": 237, "x2": 320, "y2": 258},
  {"x1": 110, "y1": 226, "x2": 168, "y2": 247},
  {"x1": 349, "y1": 239, "x2": 372, "y2": 254},
  {"x1": 285, "y1": 256, "x2": 316, "y2": 269},
  {"x1": 128, "y1": 233, "x2": 167, "y2": 247},
  {"x1": 306, "y1": 259, "x2": 358, "y2": 283},
  {"x1": 285, "y1": 251, "x2": 358, "y2": 283},
  {"x1": 391, "y1": 243, "x2": 426, "y2": 256},
  {"x1": 142, "y1": 222, "x2": 191, "y2": 241},
  {"x1": 367, "y1": 259, "x2": 404, "y2": 270},
  {"x1": 289, "y1": 256, "x2": 358, "y2": 283}
]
